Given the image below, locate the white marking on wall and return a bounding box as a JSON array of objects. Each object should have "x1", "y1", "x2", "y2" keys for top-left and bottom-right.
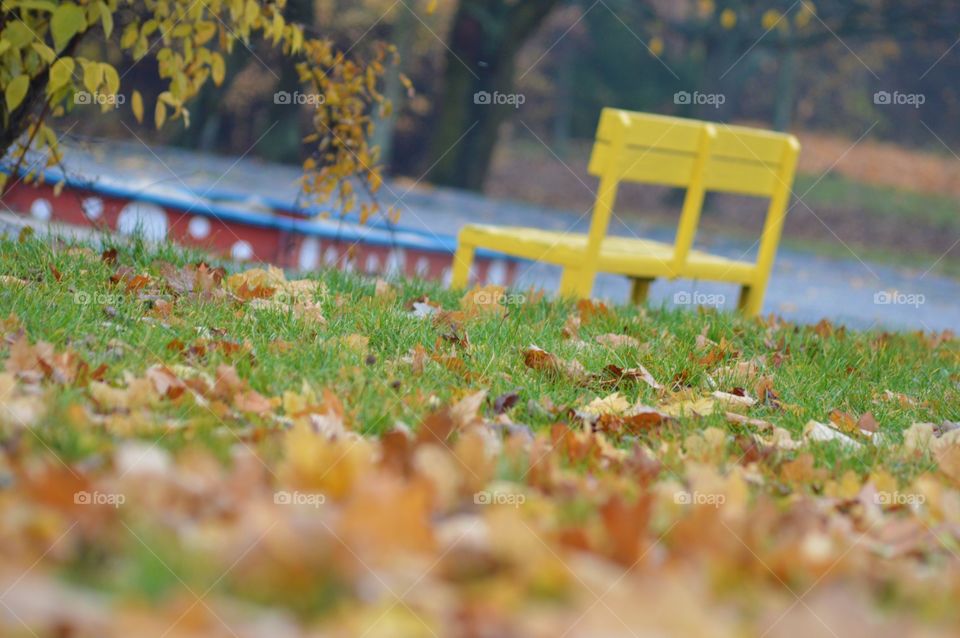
[
  {"x1": 386, "y1": 249, "x2": 406, "y2": 276},
  {"x1": 299, "y1": 237, "x2": 320, "y2": 271},
  {"x1": 324, "y1": 246, "x2": 340, "y2": 267},
  {"x1": 81, "y1": 197, "x2": 103, "y2": 221},
  {"x1": 415, "y1": 256, "x2": 430, "y2": 277},
  {"x1": 188, "y1": 216, "x2": 211, "y2": 239},
  {"x1": 365, "y1": 253, "x2": 380, "y2": 273},
  {"x1": 30, "y1": 199, "x2": 52, "y2": 221},
  {"x1": 230, "y1": 240, "x2": 254, "y2": 261},
  {"x1": 117, "y1": 201, "x2": 168, "y2": 242}
]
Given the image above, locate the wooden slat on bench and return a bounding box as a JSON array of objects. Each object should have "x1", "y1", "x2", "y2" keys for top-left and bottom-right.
[
  {"x1": 595, "y1": 108, "x2": 705, "y2": 154},
  {"x1": 589, "y1": 143, "x2": 697, "y2": 187},
  {"x1": 713, "y1": 125, "x2": 790, "y2": 164},
  {"x1": 704, "y1": 159, "x2": 782, "y2": 197}
]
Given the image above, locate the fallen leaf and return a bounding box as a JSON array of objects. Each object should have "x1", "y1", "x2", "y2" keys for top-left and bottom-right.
[
  {"x1": 493, "y1": 391, "x2": 520, "y2": 415},
  {"x1": 603, "y1": 364, "x2": 661, "y2": 390},
  {"x1": 804, "y1": 420, "x2": 862, "y2": 449}
]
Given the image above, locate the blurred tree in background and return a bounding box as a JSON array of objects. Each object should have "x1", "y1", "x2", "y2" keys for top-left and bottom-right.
[
  {"x1": 10, "y1": 0, "x2": 960, "y2": 196},
  {"x1": 0, "y1": 0, "x2": 391, "y2": 216}
]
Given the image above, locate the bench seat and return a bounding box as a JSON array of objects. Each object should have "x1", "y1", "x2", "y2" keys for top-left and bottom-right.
[{"x1": 460, "y1": 224, "x2": 757, "y2": 283}]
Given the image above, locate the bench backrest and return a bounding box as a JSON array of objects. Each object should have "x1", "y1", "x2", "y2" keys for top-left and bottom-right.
[{"x1": 585, "y1": 108, "x2": 800, "y2": 276}]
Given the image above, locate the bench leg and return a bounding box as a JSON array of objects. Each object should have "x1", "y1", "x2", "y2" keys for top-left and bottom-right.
[
  {"x1": 451, "y1": 242, "x2": 475, "y2": 289},
  {"x1": 558, "y1": 267, "x2": 582, "y2": 298},
  {"x1": 629, "y1": 277, "x2": 654, "y2": 305},
  {"x1": 737, "y1": 284, "x2": 764, "y2": 317},
  {"x1": 559, "y1": 268, "x2": 596, "y2": 299}
]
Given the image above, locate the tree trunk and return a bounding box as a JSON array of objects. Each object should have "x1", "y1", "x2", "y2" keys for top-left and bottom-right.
[
  {"x1": 370, "y1": 3, "x2": 416, "y2": 172},
  {"x1": 425, "y1": 0, "x2": 561, "y2": 191},
  {"x1": 772, "y1": 42, "x2": 797, "y2": 132}
]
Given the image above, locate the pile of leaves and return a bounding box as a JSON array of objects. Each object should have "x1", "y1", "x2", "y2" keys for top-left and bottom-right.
[{"x1": 1, "y1": 236, "x2": 959, "y2": 637}]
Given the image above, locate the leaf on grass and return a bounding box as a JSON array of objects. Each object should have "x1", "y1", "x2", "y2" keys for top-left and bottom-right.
[
  {"x1": 660, "y1": 396, "x2": 715, "y2": 418},
  {"x1": 460, "y1": 285, "x2": 506, "y2": 317},
  {"x1": 561, "y1": 313, "x2": 581, "y2": 339},
  {"x1": 804, "y1": 420, "x2": 862, "y2": 449},
  {"x1": 523, "y1": 345, "x2": 586, "y2": 383},
  {"x1": 493, "y1": 391, "x2": 520, "y2": 415},
  {"x1": 935, "y1": 445, "x2": 960, "y2": 483},
  {"x1": 576, "y1": 298, "x2": 610, "y2": 323},
  {"x1": 234, "y1": 390, "x2": 274, "y2": 415},
  {"x1": 857, "y1": 412, "x2": 879, "y2": 434},
  {"x1": 603, "y1": 364, "x2": 661, "y2": 390},
  {"x1": 712, "y1": 390, "x2": 756, "y2": 409},
  {"x1": 723, "y1": 411, "x2": 773, "y2": 431}
]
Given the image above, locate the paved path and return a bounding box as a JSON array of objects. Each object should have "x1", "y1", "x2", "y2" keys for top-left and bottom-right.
[{"x1": 9, "y1": 141, "x2": 959, "y2": 332}]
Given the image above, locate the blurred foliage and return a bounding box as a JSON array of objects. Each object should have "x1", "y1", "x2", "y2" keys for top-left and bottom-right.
[
  {"x1": 0, "y1": 0, "x2": 395, "y2": 218},
  {"x1": 5, "y1": 0, "x2": 960, "y2": 195}
]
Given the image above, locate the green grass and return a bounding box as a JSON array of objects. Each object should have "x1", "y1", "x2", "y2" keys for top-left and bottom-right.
[{"x1": 1, "y1": 234, "x2": 956, "y2": 483}]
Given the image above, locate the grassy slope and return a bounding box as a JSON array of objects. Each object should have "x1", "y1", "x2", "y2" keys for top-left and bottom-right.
[
  {"x1": 1, "y1": 235, "x2": 959, "y2": 635},
  {"x1": 1, "y1": 235, "x2": 957, "y2": 480}
]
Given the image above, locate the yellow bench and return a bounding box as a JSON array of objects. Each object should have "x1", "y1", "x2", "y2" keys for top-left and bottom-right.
[{"x1": 450, "y1": 108, "x2": 800, "y2": 316}]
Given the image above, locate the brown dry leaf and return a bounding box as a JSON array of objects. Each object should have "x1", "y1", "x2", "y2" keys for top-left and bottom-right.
[
  {"x1": 561, "y1": 312, "x2": 581, "y2": 339},
  {"x1": 213, "y1": 364, "x2": 246, "y2": 400},
  {"x1": 781, "y1": 453, "x2": 818, "y2": 483},
  {"x1": 460, "y1": 284, "x2": 506, "y2": 317},
  {"x1": 450, "y1": 390, "x2": 487, "y2": 430},
  {"x1": 124, "y1": 274, "x2": 152, "y2": 293},
  {"x1": 603, "y1": 364, "x2": 662, "y2": 390},
  {"x1": 493, "y1": 391, "x2": 520, "y2": 415},
  {"x1": 857, "y1": 412, "x2": 879, "y2": 433},
  {"x1": 935, "y1": 445, "x2": 960, "y2": 483},
  {"x1": 523, "y1": 345, "x2": 587, "y2": 382},
  {"x1": 724, "y1": 411, "x2": 774, "y2": 431},
  {"x1": 144, "y1": 365, "x2": 185, "y2": 400},
  {"x1": 576, "y1": 298, "x2": 610, "y2": 323},
  {"x1": 402, "y1": 344, "x2": 429, "y2": 374},
  {"x1": 829, "y1": 409, "x2": 859, "y2": 435},
  {"x1": 234, "y1": 390, "x2": 275, "y2": 415},
  {"x1": 0, "y1": 372, "x2": 47, "y2": 429}
]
